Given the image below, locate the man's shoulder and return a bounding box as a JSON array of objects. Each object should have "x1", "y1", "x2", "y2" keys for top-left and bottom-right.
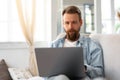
[
  {"x1": 50, "y1": 37, "x2": 64, "y2": 47},
  {"x1": 81, "y1": 35, "x2": 100, "y2": 46},
  {"x1": 52, "y1": 37, "x2": 64, "y2": 44},
  {"x1": 81, "y1": 35, "x2": 91, "y2": 42}
]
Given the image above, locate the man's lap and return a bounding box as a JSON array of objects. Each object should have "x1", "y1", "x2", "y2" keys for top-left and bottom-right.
[{"x1": 28, "y1": 75, "x2": 106, "y2": 80}]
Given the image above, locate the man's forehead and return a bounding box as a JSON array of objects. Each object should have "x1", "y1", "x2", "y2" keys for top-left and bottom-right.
[
  {"x1": 63, "y1": 13, "x2": 79, "y2": 18},
  {"x1": 63, "y1": 14, "x2": 79, "y2": 22}
]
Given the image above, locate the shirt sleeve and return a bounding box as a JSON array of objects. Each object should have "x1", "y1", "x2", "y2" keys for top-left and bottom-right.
[{"x1": 85, "y1": 40, "x2": 104, "y2": 79}]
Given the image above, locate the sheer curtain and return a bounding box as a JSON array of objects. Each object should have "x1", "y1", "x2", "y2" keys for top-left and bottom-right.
[{"x1": 16, "y1": 0, "x2": 38, "y2": 76}]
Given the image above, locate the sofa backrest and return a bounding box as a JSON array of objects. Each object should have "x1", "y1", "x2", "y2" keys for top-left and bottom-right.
[
  {"x1": 90, "y1": 34, "x2": 120, "y2": 80},
  {"x1": 0, "y1": 48, "x2": 29, "y2": 68}
]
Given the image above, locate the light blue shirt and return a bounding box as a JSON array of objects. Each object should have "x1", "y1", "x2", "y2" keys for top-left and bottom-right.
[{"x1": 50, "y1": 35, "x2": 104, "y2": 79}]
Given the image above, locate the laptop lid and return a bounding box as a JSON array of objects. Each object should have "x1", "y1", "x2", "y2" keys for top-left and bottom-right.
[{"x1": 35, "y1": 47, "x2": 86, "y2": 79}]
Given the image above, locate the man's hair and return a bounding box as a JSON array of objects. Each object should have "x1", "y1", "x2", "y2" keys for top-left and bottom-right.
[
  {"x1": 117, "y1": 8, "x2": 120, "y2": 19},
  {"x1": 62, "y1": 6, "x2": 82, "y2": 20}
]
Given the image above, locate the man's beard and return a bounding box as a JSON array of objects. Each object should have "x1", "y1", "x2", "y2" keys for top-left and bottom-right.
[{"x1": 65, "y1": 29, "x2": 80, "y2": 41}]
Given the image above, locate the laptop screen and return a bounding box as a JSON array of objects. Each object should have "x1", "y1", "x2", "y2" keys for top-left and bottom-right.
[{"x1": 35, "y1": 47, "x2": 86, "y2": 79}]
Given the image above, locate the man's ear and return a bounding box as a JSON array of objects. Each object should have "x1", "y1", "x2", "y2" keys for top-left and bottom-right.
[{"x1": 79, "y1": 19, "x2": 83, "y2": 27}]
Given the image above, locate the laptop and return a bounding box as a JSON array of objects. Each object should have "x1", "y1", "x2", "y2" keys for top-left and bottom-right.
[{"x1": 35, "y1": 47, "x2": 86, "y2": 79}]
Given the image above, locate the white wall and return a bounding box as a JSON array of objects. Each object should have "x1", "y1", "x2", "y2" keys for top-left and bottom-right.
[
  {"x1": 94, "y1": 0, "x2": 102, "y2": 33},
  {"x1": 51, "y1": 0, "x2": 58, "y2": 41}
]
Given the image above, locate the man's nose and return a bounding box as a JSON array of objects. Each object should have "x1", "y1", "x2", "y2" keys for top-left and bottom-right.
[{"x1": 69, "y1": 23, "x2": 73, "y2": 29}]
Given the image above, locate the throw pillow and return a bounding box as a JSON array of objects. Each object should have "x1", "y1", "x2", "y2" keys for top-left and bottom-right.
[{"x1": 0, "y1": 59, "x2": 12, "y2": 80}]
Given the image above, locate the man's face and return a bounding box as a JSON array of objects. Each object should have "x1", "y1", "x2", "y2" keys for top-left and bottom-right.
[{"x1": 63, "y1": 13, "x2": 82, "y2": 41}]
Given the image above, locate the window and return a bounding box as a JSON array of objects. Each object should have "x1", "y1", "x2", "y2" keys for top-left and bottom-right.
[
  {"x1": 101, "y1": 0, "x2": 113, "y2": 34},
  {"x1": 0, "y1": 0, "x2": 51, "y2": 42},
  {"x1": 101, "y1": 0, "x2": 120, "y2": 33},
  {"x1": 84, "y1": 4, "x2": 94, "y2": 33}
]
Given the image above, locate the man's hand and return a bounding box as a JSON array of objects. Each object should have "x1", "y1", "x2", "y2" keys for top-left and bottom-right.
[{"x1": 84, "y1": 65, "x2": 87, "y2": 72}]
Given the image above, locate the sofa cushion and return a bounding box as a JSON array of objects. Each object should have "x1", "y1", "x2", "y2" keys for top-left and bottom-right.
[{"x1": 0, "y1": 59, "x2": 12, "y2": 80}]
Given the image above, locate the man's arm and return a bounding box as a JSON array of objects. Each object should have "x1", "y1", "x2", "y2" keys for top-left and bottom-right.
[{"x1": 85, "y1": 40, "x2": 104, "y2": 79}]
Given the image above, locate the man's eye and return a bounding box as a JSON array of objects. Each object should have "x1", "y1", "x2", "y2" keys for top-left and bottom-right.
[
  {"x1": 65, "y1": 22, "x2": 69, "y2": 25},
  {"x1": 73, "y1": 21, "x2": 77, "y2": 24}
]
